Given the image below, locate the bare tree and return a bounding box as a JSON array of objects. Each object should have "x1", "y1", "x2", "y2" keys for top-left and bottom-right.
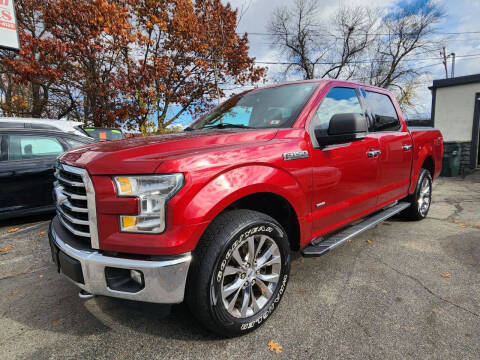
[
  {"x1": 366, "y1": 1, "x2": 444, "y2": 89},
  {"x1": 268, "y1": 0, "x2": 327, "y2": 79},
  {"x1": 268, "y1": 1, "x2": 375, "y2": 80},
  {"x1": 321, "y1": 6, "x2": 375, "y2": 79},
  {"x1": 268, "y1": 0, "x2": 444, "y2": 104}
]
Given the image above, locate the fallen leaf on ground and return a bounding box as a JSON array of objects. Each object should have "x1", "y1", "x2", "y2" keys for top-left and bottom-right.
[
  {"x1": 371, "y1": 244, "x2": 376, "y2": 248},
  {"x1": 39, "y1": 274, "x2": 44, "y2": 279},
  {"x1": 299, "y1": 258, "x2": 304, "y2": 263},
  {"x1": 11, "y1": 290, "x2": 18, "y2": 295},
  {"x1": 6, "y1": 228, "x2": 19, "y2": 233},
  {"x1": 39, "y1": 231, "x2": 46, "y2": 236},
  {"x1": 267, "y1": 340, "x2": 283, "y2": 354},
  {"x1": 441, "y1": 273, "x2": 451, "y2": 278},
  {"x1": 0, "y1": 245, "x2": 14, "y2": 253},
  {"x1": 347, "y1": 239, "x2": 352, "y2": 243},
  {"x1": 366, "y1": 239, "x2": 372, "y2": 244}
]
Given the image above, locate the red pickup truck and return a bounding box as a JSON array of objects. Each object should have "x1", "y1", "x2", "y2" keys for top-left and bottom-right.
[{"x1": 49, "y1": 80, "x2": 443, "y2": 336}]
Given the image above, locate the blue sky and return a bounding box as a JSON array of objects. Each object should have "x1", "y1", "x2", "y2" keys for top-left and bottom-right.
[{"x1": 164, "y1": 0, "x2": 480, "y2": 127}]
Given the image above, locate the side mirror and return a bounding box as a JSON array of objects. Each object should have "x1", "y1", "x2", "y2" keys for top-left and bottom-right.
[{"x1": 315, "y1": 113, "x2": 367, "y2": 147}]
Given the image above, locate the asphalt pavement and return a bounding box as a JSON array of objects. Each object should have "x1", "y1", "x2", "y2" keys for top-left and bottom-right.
[{"x1": 1, "y1": 172, "x2": 479, "y2": 359}]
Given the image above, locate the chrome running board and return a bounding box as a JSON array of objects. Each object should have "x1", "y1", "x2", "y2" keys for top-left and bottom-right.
[{"x1": 301, "y1": 202, "x2": 410, "y2": 257}]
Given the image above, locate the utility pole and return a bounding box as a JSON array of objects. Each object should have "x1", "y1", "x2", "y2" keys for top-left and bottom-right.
[
  {"x1": 440, "y1": 46, "x2": 449, "y2": 78},
  {"x1": 440, "y1": 47, "x2": 456, "y2": 79},
  {"x1": 450, "y1": 52, "x2": 455, "y2": 78}
]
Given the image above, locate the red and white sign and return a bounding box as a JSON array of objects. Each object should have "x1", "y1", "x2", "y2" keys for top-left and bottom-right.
[{"x1": 0, "y1": 0, "x2": 20, "y2": 51}]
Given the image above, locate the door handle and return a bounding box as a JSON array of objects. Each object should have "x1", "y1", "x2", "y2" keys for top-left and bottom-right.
[
  {"x1": 366, "y1": 150, "x2": 381, "y2": 158},
  {"x1": 403, "y1": 144, "x2": 413, "y2": 151}
]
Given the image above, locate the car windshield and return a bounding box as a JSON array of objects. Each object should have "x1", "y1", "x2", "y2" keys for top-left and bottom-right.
[
  {"x1": 190, "y1": 83, "x2": 318, "y2": 130},
  {"x1": 83, "y1": 128, "x2": 124, "y2": 141}
]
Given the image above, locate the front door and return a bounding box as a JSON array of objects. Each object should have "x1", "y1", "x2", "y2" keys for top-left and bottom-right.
[
  {"x1": 309, "y1": 87, "x2": 380, "y2": 239},
  {"x1": 0, "y1": 133, "x2": 64, "y2": 215}
]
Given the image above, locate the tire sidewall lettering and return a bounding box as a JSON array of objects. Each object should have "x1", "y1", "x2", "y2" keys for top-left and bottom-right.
[
  {"x1": 216, "y1": 225, "x2": 274, "y2": 283},
  {"x1": 239, "y1": 273, "x2": 288, "y2": 331},
  {"x1": 211, "y1": 221, "x2": 289, "y2": 333}
]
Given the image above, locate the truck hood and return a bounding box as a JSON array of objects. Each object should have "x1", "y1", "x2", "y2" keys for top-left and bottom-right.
[{"x1": 60, "y1": 129, "x2": 278, "y2": 175}]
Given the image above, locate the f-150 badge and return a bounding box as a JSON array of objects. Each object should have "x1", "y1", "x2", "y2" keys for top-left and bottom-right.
[{"x1": 282, "y1": 151, "x2": 309, "y2": 161}]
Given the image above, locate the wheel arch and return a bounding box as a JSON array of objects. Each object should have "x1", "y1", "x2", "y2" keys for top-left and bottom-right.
[
  {"x1": 409, "y1": 144, "x2": 435, "y2": 194},
  {"x1": 422, "y1": 155, "x2": 435, "y2": 177},
  {"x1": 182, "y1": 165, "x2": 308, "y2": 252},
  {"x1": 224, "y1": 192, "x2": 301, "y2": 251}
]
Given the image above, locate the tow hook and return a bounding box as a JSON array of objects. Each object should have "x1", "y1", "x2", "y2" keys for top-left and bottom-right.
[{"x1": 78, "y1": 290, "x2": 95, "y2": 299}]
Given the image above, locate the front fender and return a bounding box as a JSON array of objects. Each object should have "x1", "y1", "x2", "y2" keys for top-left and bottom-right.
[{"x1": 180, "y1": 165, "x2": 309, "y2": 225}]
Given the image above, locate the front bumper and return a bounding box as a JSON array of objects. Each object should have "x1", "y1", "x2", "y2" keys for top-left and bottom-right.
[{"x1": 48, "y1": 217, "x2": 191, "y2": 303}]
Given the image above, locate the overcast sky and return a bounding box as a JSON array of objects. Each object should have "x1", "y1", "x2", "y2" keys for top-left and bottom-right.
[{"x1": 223, "y1": 0, "x2": 480, "y2": 117}]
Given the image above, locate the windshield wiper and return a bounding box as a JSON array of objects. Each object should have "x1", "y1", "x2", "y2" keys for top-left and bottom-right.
[{"x1": 203, "y1": 123, "x2": 251, "y2": 129}]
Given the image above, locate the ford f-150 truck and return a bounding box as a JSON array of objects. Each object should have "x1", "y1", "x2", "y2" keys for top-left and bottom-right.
[{"x1": 48, "y1": 80, "x2": 443, "y2": 336}]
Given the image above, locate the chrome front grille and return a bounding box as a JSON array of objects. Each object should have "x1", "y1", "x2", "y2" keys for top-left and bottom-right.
[{"x1": 54, "y1": 163, "x2": 99, "y2": 249}]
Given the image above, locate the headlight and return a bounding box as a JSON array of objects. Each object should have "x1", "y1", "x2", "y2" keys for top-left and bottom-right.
[{"x1": 113, "y1": 174, "x2": 184, "y2": 233}]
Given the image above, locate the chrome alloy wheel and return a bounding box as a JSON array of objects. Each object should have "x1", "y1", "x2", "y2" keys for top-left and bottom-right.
[
  {"x1": 418, "y1": 176, "x2": 431, "y2": 216},
  {"x1": 220, "y1": 234, "x2": 282, "y2": 319}
]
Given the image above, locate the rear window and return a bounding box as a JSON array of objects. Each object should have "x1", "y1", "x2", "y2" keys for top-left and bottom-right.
[
  {"x1": 364, "y1": 91, "x2": 400, "y2": 132},
  {"x1": 84, "y1": 128, "x2": 124, "y2": 141}
]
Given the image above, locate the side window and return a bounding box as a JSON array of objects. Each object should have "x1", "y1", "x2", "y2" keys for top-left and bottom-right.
[
  {"x1": 0, "y1": 135, "x2": 7, "y2": 161},
  {"x1": 8, "y1": 135, "x2": 64, "y2": 161},
  {"x1": 310, "y1": 87, "x2": 364, "y2": 131},
  {"x1": 365, "y1": 91, "x2": 400, "y2": 131}
]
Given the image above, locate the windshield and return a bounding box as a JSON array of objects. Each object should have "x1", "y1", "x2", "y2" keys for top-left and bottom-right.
[
  {"x1": 83, "y1": 128, "x2": 124, "y2": 141},
  {"x1": 190, "y1": 83, "x2": 318, "y2": 130}
]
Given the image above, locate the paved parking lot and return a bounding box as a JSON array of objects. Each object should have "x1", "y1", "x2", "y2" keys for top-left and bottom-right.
[{"x1": 1, "y1": 172, "x2": 479, "y2": 360}]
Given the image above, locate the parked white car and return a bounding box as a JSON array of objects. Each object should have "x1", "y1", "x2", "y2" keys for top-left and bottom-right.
[{"x1": 0, "y1": 117, "x2": 88, "y2": 137}]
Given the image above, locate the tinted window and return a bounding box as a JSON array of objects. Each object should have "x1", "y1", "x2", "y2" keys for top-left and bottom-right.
[
  {"x1": 84, "y1": 128, "x2": 124, "y2": 141},
  {"x1": 30, "y1": 123, "x2": 57, "y2": 130},
  {"x1": 310, "y1": 87, "x2": 363, "y2": 130},
  {"x1": 191, "y1": 83, "x2": 318, "y2": 129},
  {"x1": 8, "y1": 135, "x2": 64, "y2": 160},
  {"x1": 0, "y1": 122, "x2": 24, "y2": 128},
  {"x1": 365, "y1": 91, "x2": 400, "y2": 131}
]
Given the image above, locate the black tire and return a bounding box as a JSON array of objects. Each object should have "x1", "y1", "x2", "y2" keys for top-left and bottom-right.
[
  {"x1": 401, "y1": 168, "x2": 433, "y2": 220},
  {"x1": 185, "y1": 209, "x2": 291, "y2": 337}
]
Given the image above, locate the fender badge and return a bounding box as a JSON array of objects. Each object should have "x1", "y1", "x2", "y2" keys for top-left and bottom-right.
[{"x1": 283, "y1": 150, "x2": 309, "y2": 161}]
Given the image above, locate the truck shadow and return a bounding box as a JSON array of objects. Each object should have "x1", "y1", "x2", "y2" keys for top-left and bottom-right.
[{"x1": 93, "y1": 296, "x2": 221, "y2": 341}]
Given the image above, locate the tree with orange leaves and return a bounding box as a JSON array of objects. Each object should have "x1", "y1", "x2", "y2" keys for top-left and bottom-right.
[
  {"x1": 1, "y1": 0, "x2": 264, "y2": 130},
  {"x1": 129, "y1": 0, "x2": 264, "y2": 131}
]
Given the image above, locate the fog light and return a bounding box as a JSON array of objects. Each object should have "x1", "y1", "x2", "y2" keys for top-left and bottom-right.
[
  {"x1": 130, "y1": 270, "x2": 143, "y2": 285},
  {"x1": 105, "y1": 267, "x2": 145, "y2": 293}
]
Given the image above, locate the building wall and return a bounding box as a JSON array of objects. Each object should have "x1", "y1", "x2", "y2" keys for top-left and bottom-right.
[
  {"x1": 434, "y1": 83, "x2": 480, "y2": 142},
  {"x1": 460, "y1": 142, "x2": 472, "y2": 172}
]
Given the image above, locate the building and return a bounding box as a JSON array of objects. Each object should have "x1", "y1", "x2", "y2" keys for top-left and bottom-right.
[{"x1": 430, "y1": 74, "x2": 480, "y2": 173}]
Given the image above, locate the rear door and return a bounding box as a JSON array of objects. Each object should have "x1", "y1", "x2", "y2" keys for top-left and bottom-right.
[
  {"x1": 361, "y1": 90, "x2": 413, "y2": 205},
  {"x1": 0, "y1": 133, "x2": 65, "y2": 215},
  {"x1": 309, "y1": 86, "x2": 381, "y2": 238}
]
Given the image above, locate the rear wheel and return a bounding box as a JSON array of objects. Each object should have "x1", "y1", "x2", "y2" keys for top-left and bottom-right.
[
  {"x1": 186, "y1": 209, "x2": 291, "y2": 337},
  {"x1": 402, "y1": 168, "x2": 432, "y2": 220}
]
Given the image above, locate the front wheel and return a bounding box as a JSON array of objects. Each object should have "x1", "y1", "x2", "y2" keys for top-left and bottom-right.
[
  {"x1": 186, "y1": 209, "x2": 291, "y2": 337},
  {"x1": 402, "y1": 168, "x2": 433, "y2": 220}
]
